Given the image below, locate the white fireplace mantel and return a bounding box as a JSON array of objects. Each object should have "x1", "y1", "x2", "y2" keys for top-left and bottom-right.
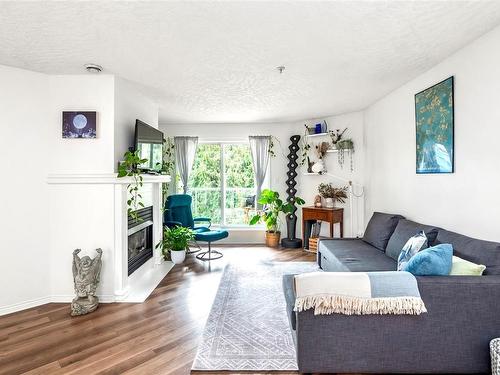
[
  {"x1": 47, "y1": 173, "x2": 171, "y2": 185},
  {"x1": 47, "y1": 172, "x2": 172, "y2": 303}
]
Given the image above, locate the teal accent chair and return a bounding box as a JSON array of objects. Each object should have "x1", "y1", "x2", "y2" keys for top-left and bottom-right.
[{"x1": 164, "y1": 194, "x2": 228, "y2": 260}]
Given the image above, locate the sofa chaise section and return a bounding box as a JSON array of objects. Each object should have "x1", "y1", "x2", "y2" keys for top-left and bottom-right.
[
  {"x1": 285, "y1": 213, "x2": 500, "y2": 374},
  {"x1": 284, "y1": 273, "x2": 500, "y2": 373}
]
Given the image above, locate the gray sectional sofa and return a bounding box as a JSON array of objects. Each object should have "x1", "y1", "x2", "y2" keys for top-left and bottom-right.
[{"x1": 283, "y1": 212, "x2": 500, "y2": 374}]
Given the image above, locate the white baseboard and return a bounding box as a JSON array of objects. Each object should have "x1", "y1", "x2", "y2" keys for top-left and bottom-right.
[
  {"x1": 0, "y1": 296, "x2": 52, "y2": 316},
  {"x1": 0, "y1": 294, "x2": 120, "y2": 316},
  {"x1": 50, "y1": 294, "x2": 117, "y2": 303}
]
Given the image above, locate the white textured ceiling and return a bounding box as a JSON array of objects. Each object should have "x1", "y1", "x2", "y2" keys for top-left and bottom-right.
[{"x1": 1, "y1": 1, "x2": 500, "y2": 124}]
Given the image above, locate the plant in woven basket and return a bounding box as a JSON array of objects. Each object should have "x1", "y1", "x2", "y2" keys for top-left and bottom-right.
[{"x1": 317, "y1": 183, "x2": 349, "y2": 204}]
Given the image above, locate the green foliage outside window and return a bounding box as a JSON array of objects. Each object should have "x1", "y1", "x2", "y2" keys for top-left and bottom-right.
[{"x1": 180, "y1": 143, "x2": 258, "y2": 225}]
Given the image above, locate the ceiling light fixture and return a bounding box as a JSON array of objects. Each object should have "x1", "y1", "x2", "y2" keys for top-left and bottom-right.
[
  {"x1": 84, "y1": 64, "x2": 103, "y2": 73},
  {"x1": 277, "y1": 66, "x2": 285, "y2": 74}
]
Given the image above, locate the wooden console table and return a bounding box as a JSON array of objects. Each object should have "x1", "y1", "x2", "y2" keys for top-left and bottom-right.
[{"x1": 302, "y1": 206, "x2": 344, "y2": 249}]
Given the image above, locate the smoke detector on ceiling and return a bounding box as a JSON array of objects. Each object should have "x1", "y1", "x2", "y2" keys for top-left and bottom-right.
[{"x1": 84, "y1": 64, "x2": 103, "y2": 73}]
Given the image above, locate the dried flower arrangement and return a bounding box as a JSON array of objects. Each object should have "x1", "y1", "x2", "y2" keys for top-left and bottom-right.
[
  {"x1": 315, "y1": 141, "x2": 330, "y2": 159},
  {"x1": 317, "y1": 183, "x2": 349, "y2": 203}
]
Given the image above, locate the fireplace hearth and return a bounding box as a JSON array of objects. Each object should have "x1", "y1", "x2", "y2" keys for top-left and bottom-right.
[{"x1": 128, "y1": 206, "x2": 154, "y2": 276}]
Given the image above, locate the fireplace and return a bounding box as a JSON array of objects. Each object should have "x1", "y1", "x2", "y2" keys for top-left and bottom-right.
[{"x1": 128, "y1": 206, "x2": 153, "y2": 276}]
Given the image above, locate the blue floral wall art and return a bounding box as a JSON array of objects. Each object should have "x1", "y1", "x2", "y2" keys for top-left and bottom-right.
[{"x1": 415, "y1": 77, "x2": 454, "y2": 174}]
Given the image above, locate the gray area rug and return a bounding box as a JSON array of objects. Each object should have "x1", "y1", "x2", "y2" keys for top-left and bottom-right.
[{"x1": 192, "y1": 261, "x2": 318, "y2": 372}]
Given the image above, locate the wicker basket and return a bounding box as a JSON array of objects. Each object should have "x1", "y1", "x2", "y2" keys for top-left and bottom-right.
[
  {"x1": 308, "y1": 237, "x2": 319, "y2": 253},
  {"x1": 491, "y1": 338, "x2": 500, "y2": 375}
]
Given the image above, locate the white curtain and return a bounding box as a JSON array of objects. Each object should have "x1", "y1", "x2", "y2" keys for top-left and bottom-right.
[
  {"x1": 249, "y1": 136, "x2": 271, "y2": 209},
  {"x1": 174, "y1": 136, "x2": 198, "y2": 194}
]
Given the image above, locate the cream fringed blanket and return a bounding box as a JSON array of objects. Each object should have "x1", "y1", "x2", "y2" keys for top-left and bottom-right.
[{"x1": 294, "y1": 271, "x2": 427, "y2": 316}]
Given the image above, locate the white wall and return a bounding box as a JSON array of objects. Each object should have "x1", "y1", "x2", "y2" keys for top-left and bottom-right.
[
  {"x1": 114, "y1": 77, "x2": 159, "y2": 170},
  {"x1": 48, "y1": 75, "x2": 115, "y2": 174},
  {"x1": 0, "y1": 66, "x2": 161, "y2": 314},
  {"x1": 364, "y1": 25, "x2": 500, "y2": 242},
  {"x1": 0, "y1": 65, "x2": 51, "y2": 313},
  {"x1": 48, "y1": 77, "x2": 160, "y2": 301},
  {"x1": 160, "y1": 112, "x2": 365, "y2": 243}
]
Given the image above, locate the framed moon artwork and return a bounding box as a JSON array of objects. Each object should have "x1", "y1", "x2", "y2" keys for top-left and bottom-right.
[{"x1": 62, "y1": 111, "x2": 97, "y2": 139}]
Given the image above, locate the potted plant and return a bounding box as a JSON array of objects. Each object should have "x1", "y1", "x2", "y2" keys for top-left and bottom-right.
[
  {"x1": 249, "y1": 189, "x2": 305, "y2": 247},
  {"x1": 317, "y1": 183, "x2": 348, "y2": 208},
  {"x1": 155, "y1": 226, "x2": 195, "y2": 264},
  {"x1": 336, "y1": 138, "x2": 355, "y2": 171},
  {"x1": 329, "y1": 127, "x2": 348, "y2": 147}
]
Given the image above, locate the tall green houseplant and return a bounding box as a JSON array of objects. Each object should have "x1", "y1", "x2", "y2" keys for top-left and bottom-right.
[{"x1": 249, "y1": 189, "x2": 305, "y2": 247}]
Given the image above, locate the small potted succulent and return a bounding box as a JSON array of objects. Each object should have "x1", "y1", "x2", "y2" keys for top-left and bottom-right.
[
  {"x1": 156, "y1": 226, "x2": 195, "y2": 264},
  {"x1": 249, "y1": 189, "x2": 305, "y2": 247},
  {"x1": 317, "y1": 183, "x2": 348, "y2": 208}
]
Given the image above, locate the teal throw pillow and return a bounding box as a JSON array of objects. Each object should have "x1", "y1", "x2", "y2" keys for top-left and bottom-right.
[
  {"x1": 397, "y1": 231, "x2": 428, "y2": 271},
  {"x1": 402, "y1": 243, "x2": 453, "y2": 276}
]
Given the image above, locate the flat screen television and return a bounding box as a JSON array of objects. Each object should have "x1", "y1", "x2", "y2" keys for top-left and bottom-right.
[{"x1": 134, "y1": 119, "x2": 164, "y2": 172}]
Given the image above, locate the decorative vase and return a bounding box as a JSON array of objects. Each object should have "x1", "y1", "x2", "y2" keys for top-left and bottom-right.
[
  {"x1": 325, "y1": 198, "x2": 334, "y2": 208},
  {"x1": 265, "y1": 231, "x2": 281, "y2": 247},
  {"x1": 170, "y1": 250, "x2": 186, "y2": 264},
  {"x1": 311, "y1": 160, "x2": 324, "y2": 174}
]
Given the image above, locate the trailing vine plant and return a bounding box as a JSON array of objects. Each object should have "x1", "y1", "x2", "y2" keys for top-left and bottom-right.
[
  {"x1": 329, "y1": 127, "x2": 347, "y2": 148},
  {"x1": 300, "y1": 125, "x2": 312, "y2": 166},
  {"x1": 336, "y1": 139, "x2": 355, "y2": 171},
  {"x1": 159, "y1": 137, "x2": 175, "y2": 205},
  {"x1": 117, "y1": 150, "x2": 147, "y2": 222},
  {"x1": 267, "y1": 135, "x2": 288, "y2": 159}
]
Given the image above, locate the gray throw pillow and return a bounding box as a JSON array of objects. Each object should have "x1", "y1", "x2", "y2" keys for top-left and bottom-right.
[
  {"x1": 385, "y1": 219, "x2": 440, "y2": 260},
  {"x1": 362, "y1": 212, "x2": 404, "y2": 251},
  {"x1": 397, "y1": 231, "x2": 428, "y2": 271}
]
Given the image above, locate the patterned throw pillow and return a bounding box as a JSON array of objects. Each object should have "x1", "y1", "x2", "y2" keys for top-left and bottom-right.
[{"x1": 397, "y1": 231, "x2": 428, "y2": 271}]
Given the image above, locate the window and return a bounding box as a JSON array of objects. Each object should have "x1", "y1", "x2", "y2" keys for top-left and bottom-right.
[{"x1": 179, "y1": 143, "x2": 264, "y2": 226}]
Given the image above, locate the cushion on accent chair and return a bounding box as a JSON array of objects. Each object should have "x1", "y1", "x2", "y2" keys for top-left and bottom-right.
[
  {"x1": 362, "y1": 212, "x2": 404, "y2": 251},
  {"x1": 434, "y1": 229, "x2": 500, "y2": 275},
  {"x1": 397, "y1": 231, "x2": 428, "y2": 271},
  {"x1": 450, "y1": 256, "x2": 486, "y2": 276},
  {"x1": 402, "y1": 243, "x2": 453, "y2": 276},
  {"x1": 386, "y1": 219, "x2": 440, "y2": 260}
]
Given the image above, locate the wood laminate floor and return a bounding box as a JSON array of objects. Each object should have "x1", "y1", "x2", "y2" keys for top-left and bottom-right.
[{"x1": 0, "y1": 246, "x2": 316, "y2": 375}]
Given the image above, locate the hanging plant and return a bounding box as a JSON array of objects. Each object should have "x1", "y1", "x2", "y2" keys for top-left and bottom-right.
[
  {"x1": 268, "y1": 136, "x2": 277, "y2": 157},
  {"x1": 117, "y1": 150, "x2": 148, "y2": 222},
  {"x1": 329, "y1": 127, "x2": 348, "y2": 147},
  {"x1": 300, "y1": 125, "x2": 312, "y2": 165},
  {"x1": 159, "y1": 137, "x2": 175, "y2": 204},
  {"x1": 336, "y1": 139, "x2": 355, "y2": 171}
]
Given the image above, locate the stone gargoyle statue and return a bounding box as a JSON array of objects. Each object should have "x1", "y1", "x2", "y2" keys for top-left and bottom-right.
[{"x1": 71, "y1": 248, "x2": 102, "y2": 316}]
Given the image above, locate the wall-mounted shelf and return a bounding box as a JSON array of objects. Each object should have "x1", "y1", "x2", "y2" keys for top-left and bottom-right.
[
  {"x1": 326, "y1": 149, "x2": 352, "y2": 153},
  {"x1": 305, "y1": 132, "x2": 329, "y2": 138}
]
